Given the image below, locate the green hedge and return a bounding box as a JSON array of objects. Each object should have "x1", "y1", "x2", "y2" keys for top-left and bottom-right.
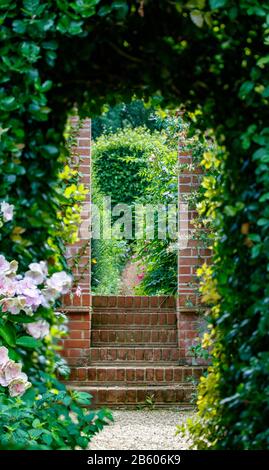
[{"x1": 92, "y1": 127, "x2": 150, "y2": 209}]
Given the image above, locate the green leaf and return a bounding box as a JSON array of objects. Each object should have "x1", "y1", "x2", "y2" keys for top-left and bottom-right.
[
  {"x1": 12, "y1": 20, "x2": 27, "y2": 34},
  {"x1": 32, "y1": 419, "x2": 41, "y2": 429},
  {"x1": 23, "y1": 0, "x2": 40, "y2": 13},
  {"x1": 257, "y1": 218, "x2": 269, "y2": 227},
  {"x1": 0, "y1": 323, "x2": 16, "y2": 347},
  {"x1": 41, "y1": 80, "x2": 53, "y2": 92},
  {"x1": 253, "y1": 147, "x2": 269, "y2": 162},
  {"x1": 186, "y1": 0, "x2": 206, "y2": 8},
  {"x1": 98, "y1": 5, "x2": 112, "y2": 16},
  {"x1": 262, "y1": 86, "x2": 269, "y2": 98},
  {"x1": 7, "y1": 347, "x2": 21, "y2": 361},
  {"x1": 16, "y1": 336, "x2": 42, "y2": 349},
  {"x1": 57, "y1": 16, "x2": 83, "y2": 35},
  {"x1": 72, "y1": 391, "x2": 92, "y2": 405},
  {"x1": 41, "y1": 144, "x2": 59, "y2": 158},
  {"x1": 4, "y1": 174, "x2": 16, "y2": 184},
  {"x1": 251, "y1": 244, "x2": 262, "y2": 258},
  {"x1": 29, "y1": 429, "x2": 43, "y2": 439},
  {"x1": 111, "y1": 1, "x2": 128, "y2": 18},
  {"x1": 42, "y1": 40, "x2": 58, "y2": 50},
  {"x1": 190, "y1": 10, "x2": 204, "y2": 28},
  {"x1": 248, "y1": 234, "x2": 261, "y2": 242},
  {"x1": 257, "y1": 55, "x2": 269, "y2": 67},
  {"x1": 259, "y1": 193, "x2": 269, "y2": 202},
  {"x1": 42, "y1": 433, "x2": 53, "y2": 446},
  {"x1": 22, "y1": 387, "x2": 36, "y2": 404},
  {"x1": 21, "y1": 42, "x2": 40, "y2": 62},
  {"x1": 224, "y1": 202, "x2": 244, "y2": 216},
  {"x1": 239, "y1": 81, "x2": 254, "y2": 98},
  {"x1": 7, "y1": 313, "x2": 37, "y2": 323},
  {"x1": 209, "y1": 0, "x2": 227, "y2": 9},
  {"x1": 0, "y1": 96, "x2": 18, "y2": 111},
  {"x1": 5, "y1": 162, "x2": 26, "y2": 175}
]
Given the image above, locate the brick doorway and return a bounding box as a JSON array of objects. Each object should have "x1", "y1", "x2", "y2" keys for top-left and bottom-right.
[{"x1": 61, "y1": 119, "x2": 209, "y2": 407}]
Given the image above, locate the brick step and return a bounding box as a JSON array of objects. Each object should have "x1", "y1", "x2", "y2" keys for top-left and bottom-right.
[
  {"x1": 92, "y1": 324, "x2": 177, "y2": 330},
  {"x1": 91, "y1": 329, "x2": 177, "y2": 344},
  {"x1": 67, "y1": 384, "x2": 195, "y2": 408},
  {"x1": 68, "y1": 365, "x2": 204, "y2": 384},
  {"x1": 89, "y1": 347, "x2": 180, "y2": 362},
  {"x1": 92, "y1": 312, "x2": 177, "y2": 327},
  {"x1": 89, "y1": 361, "x2": 179, "y2": 366},
  {"x1": 92, "y1": 296, "x2": 176, "y2": 310}
]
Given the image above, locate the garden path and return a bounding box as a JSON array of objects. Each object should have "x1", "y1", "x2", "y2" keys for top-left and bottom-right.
[
  {"x1": 119, "y1": 261, "x2": 144, "y2": 295},
  {"x1": 89, "y1": 410, "x2": 193, "y2": 450}
]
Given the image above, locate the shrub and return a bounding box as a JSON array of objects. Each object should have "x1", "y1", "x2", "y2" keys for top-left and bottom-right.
[
  {"x1": 0, "y1": 379, "x2": 112, "y2": 450},
  {"x1": 0, "y1": 207, "x2": 112, "y2": 449},
  {"x1": 92, "y1": 127, "x2": 150, "y2": 209},
  {"x1": 92, "y1": 100, "x2": 162, "y2": 139}
]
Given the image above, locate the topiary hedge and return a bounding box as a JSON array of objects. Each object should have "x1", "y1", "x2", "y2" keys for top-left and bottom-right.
[{"x1": 92, "y1": 127, "x2": 149, "y2": 209}]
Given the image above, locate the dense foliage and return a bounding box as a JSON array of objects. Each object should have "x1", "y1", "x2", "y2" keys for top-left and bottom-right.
[
  {"x1": 0, "y1": 381, "x2": 111, "y2": 450},
  {"x1": 1, "y1": 0, "x2": 269, "y2": 449},
  {"x1": 0, "y1": 205, "x2": 111, "y2": 450},
  {"x1": 133, "y1": 117, "x2": 180, "y2": 295},
  {"x1": 91, "y1": 170, "x2": 129, "y2": 294},
  {"x1": 92, "y1": 123, "x2": 180, "y2": 294},
  {"x1": 92, "y1": 127, "x2": 149, "y2": 209},
  {"x1": 92, "y1": 100, "x2": 162, "y2": 139}
]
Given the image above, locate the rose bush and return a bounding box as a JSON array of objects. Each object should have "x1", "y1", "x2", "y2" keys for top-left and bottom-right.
[
  {"x1": 0, "y1": 201, "x2": 112, "y2": 449},
  {"x1": 0, "y1": 346, "x2": 31, "y2": 397}
]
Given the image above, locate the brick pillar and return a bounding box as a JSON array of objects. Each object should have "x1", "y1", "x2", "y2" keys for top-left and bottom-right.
[
  {"x1": 61, "y1": 117, "x2": 92, "y2": 367},
  {"x1": 177, "y1": 145, "x2": 210, "y2": 365}
]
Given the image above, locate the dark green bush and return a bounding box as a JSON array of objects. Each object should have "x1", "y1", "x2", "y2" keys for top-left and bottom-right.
[
  {"x1": 0, "y1": 378, "x2": 112, "y2": 450},
  {"x1": 92, "y1": 127, "x2": 149, "y2": 209},
  {"x1": 92, "y1": 100, "x2": 162, "y2": 139}
]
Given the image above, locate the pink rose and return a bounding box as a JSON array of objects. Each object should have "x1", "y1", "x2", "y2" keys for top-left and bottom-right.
[
  {"x1": 8, "y1": 376, "x2": 31, "y2": 397},
  {"x1": 16, "y1": 278, "x2": 42, "y2": 310},
  {"x1": 25, "y1": 261, "x2": 48, "y2": 285},
  {"x1": 0, "y1": 201, "x2": 14, "y2": 222},
  {"x1": 137, "y1": 273, "x2": 145, "y2": 280},
  {"x1": 0, "y1": 275, "x2": 16, "y2": 296},
  {"x1": 0, "y1": 255, "x2": 10, "y2": 273},
  {"x1": 25, "y1": 319, "x2": 50, "y2": 339},
  {"x1": 0, "y1": 296, "x2": 27, "y2": 314},
  {"x1": 0, "y1": 346, "x2": 9, "y2": 367},
  {"x1": 46, "y1": 271, "x2": 72, "y2": 295},
  {"x1": 75, "y1": 285, "x2": 82, "y2": 297},
  {"x1": 0, "y1": 256, "x2": 18, "y2": 277},
  {"x1": 0, "y1": 361, "x2": 22, "y2": 386}
]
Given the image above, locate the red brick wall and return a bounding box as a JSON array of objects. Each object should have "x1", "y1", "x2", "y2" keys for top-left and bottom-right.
[
  {"x1": 177, "y1": 145, "x2": 211, "y2": 364},
  {"x1": 61, "y1": 117, "x2": 92, "y2": 365}
]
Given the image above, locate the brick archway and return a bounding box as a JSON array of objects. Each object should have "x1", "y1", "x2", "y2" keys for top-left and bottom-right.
[{"x1": 61, "y1": 118, "x2": 209, "y2": 407}]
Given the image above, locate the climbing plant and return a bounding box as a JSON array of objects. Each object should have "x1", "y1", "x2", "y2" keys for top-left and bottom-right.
[{"x1": 1, "y1": 0, "x2": 269, "y2": 450}]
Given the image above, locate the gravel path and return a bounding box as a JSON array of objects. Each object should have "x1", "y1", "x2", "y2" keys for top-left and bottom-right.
[{"x1": 89, "y1": 410, "x2": 194, "y2": 450}]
